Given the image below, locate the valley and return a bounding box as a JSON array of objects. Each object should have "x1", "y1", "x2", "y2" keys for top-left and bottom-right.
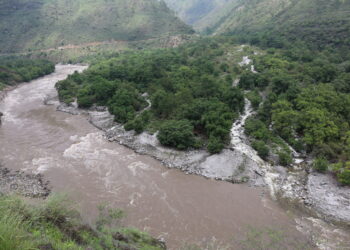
[
  {"x1": 0, "y1": 64, "x2": 318, "y2": 249},
  {"x1": 0, "y1": 0, "x2": 350, "y2": 249}
]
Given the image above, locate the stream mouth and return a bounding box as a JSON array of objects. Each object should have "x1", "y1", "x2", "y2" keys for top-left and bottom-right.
[{"x1": 0, "y1": 64, "x2": 325, "y2": 249}]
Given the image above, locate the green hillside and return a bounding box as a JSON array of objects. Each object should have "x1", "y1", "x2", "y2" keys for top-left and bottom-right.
[
  {"x1": 201, "y1": 0, "x2": 350, "y2": 48},
  {"x1": 0, "y1": 0, "x2": 193, "y2": 53},
  {"x1": 163, "y1": 0, "x2": 229, "y2": 25},
  {"x1": 165, "y1": 0, "x2": 350, "y2": 48}
]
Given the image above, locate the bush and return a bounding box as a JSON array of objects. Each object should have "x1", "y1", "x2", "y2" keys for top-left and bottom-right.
[
  {"x1": 332, "y1": 162, "x2": 350, "y2": 186},
  {"x1": 245, "y1": 118, "x2": 270, "y2": 142},
  {"x1": 157, "y1": 120, "x2": 195, "y2": 150},
  {"x1": 207, "y1": 137, "x2": 224, "y2": 154},
  {"x1": 278, "y1": 151, "x2": 292, "y2": 166},
  {"x1": 313, "y1": 157, "x2": 328, "y2": 173},
  {"x1": 337, "y1": 169, "x2": 350, "y2": 186},
  {"x1": 246, "y1": 91, "x2": 262, "y2": 110},
  {"x1": 124, "y1": 113, "x2": 150, "y2": 134},
  {"x1": 252, "y1": 140, "x2": 269, "y2": 160}
]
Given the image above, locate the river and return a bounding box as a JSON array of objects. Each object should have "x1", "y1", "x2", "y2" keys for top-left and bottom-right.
[{"x1": 0, "y1": 65, "x2": 313, "y2": 249}]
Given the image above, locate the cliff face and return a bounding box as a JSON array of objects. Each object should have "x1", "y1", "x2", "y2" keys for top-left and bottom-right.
[{"x1": 0, "y1": 0, "x2": 193, "y2": 53}]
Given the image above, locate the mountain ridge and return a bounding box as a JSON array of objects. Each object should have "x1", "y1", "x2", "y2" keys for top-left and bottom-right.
[
  {"x1": 165, "y1": 0, "x2": 350, "y2": 48},
  {"x1": 0, "y1": 0, "x2": 193, "y2": 53}
]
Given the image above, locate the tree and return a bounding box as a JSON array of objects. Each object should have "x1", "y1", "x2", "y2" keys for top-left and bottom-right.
[
  {"x1": 313, "y1": 157, "x2": 328, "y2": 173},
  {"x1": 245, "y1": 118, "x2": 270, "y2": 142},
  {"x1": 271, "y1": 100, "x2": 298, "y2": 141},
  {"x1": 157, "y1": 120, "x2": 195, "y2": 150},
  {"x1": 151, "y1": 90, "x2": 175, "y2": 118},
  {"x1": 207, "y1": 137, "x2": 224, "y2": 154},
  {"x1": 252, "y1": 140, "x2": 269, "y2": 160},
  {"x1": 299, "y1": 108, "x2": 339, "y2": 147},
  {"x1": 278, "y1": 151, "x2": 292, "y2": 166}
]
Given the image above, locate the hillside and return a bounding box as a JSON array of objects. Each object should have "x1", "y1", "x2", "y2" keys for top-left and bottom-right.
[
  {"x1": 164, "y1": 0, "x2": 350, "y2": 48},
  {"x1": 199, "y1": 0, "x2": 350, "y2": 48},
  {"x1": 0, "y1": 0, "x2": 193, "y2": 53},
  {"x1": 163, "y1": 0, "x2": 229, "y2": 25}
]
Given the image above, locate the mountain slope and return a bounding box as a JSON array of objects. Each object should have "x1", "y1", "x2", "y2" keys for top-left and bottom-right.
[
  {"x1": 0, "y1": 0, "x2": 193, "y2": 53},
  {"x1": 201, "y1": 0, "x2": 350, "y2": 48},
  {"x1": 163, "y1": 0, "x2": 229, "y2": 25},
  {"x1": 165, "y1": 0, "x2": 350, "y2": 48}
]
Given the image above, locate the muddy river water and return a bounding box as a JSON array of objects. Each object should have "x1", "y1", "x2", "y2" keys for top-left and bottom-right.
[{"x1": 0, "y1": 65, "x2": 315, "y2": 249}]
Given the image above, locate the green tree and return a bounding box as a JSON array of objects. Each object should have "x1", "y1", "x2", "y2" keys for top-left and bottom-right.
[
  {"x1": 157, "y1": 120, "x2": 195, "y2": 150},
  {"x1": 252, "y1": 140, "x2": 269, "y2": 160},
  {"x1": 207, "y1": 137, "x2": 224, "y2": 154},
  {"x1": 278, "y1": 151, "x2": 292, "y2": 166},
  {"x1": 313, "y1": 157, "x2": 328, "y2": 173},
  {"x1": 271, "y1": 100, "x2": 298, "y2": 141},
  {"x1": 299, "y1": 108, "x2": 339, "y2": 147}
]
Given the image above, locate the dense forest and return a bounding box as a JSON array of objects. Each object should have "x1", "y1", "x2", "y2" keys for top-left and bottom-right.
[
  {"x1": 57, "y1": 38, "x2": 246, "y2": 154},
  {"x1": 239, "y1": 37, "x2": 350, "y2": 185},
  {"x1": 0, "y1": 57, "x2": 55, "y2": 90},
  {"x1": 0, "y1": 0, "x2": 193, "y2": 53},
  {"x1": 57, "y1": 35, "x2": 350, "y2": 185}
]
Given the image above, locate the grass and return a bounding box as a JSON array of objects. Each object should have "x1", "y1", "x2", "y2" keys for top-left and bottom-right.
[
  {"x1": 0, "y1": 82, "x2": 5, "y2": 91},
  {"x1": 0, "y1": 194, "x2": 165, "y2": 250}
]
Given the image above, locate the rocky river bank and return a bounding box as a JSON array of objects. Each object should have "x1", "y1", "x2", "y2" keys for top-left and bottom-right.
[
  {"x1": 57, "y1": 97, "x2": 350, "y2": 228},
  {"x1": 0, "y1": 63, "x2": 349, "y2": 248},
  {"x1": 0, "y1": 165, "x2": 50, "y2": 198}
]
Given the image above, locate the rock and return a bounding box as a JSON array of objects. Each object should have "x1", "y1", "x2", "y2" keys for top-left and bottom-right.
[
  {"x1": 307, "y1": 173, "x2": 350, "y2": 224},
  {"x1": 0, "y1": 165, "x2": 51, "y2": 198}
]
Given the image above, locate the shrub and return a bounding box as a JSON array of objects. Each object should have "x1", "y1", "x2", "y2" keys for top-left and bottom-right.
[
  {"x1": 332, "y1": 162, "x2": 350, "y2": 186},
  {"x1": 157, "y1": 120, "x2": 195, "y2": 150},
  {"x1": 337, "y1": 169, "x2": 350, "y2": 186},
  {"x1": 278, "y1": 151, "x2": 292, "y2": 166},
  {"x1": 124, "y1": 113, "x2": 150, "y2": 134},
  {"x1": 246, "y1": 91, "x2": 262, "y2": 110},
  {"x1": 207, "y1": 137, "x2": 224, "y2": 154},
  {"x1": 313, "y1": 157, "x2": 328, "y2": 173},
  {"x1": 245, "y1": 118, "x2": 270, "y2": 142},
  {"x1": 252, "y1": 140, "x2": 269, "y2": 160}
]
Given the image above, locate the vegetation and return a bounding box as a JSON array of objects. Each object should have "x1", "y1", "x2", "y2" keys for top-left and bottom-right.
[
  {"x1": 158, "y1": 120, "x2": 196, "y2": 150},
  {"x1": 194, "y1": 0, "x2": 350, "y2": 50},
  {"x1": 57, "y1": 38, "x2": 247, "y2": 153},
  {"x1": 0, "y1": 0, "x2": 193, "y2": 53},
  {"x1": 0, "y1": 57, "x2": 54, "y2": 86},
  {"x1": 313, "y1": 157, "x2": 329, "y2": 173},
  {"x1": 164, "y1": 0, "x2": 228, "y2": 26},
  {"x1": 237, "y1": 41, "x2": 350, "y2": 183},
  {"x1": 252, "y1": 140, "x2": 269, "y2": 160},
  {"x1": 0, "y1": 194, "x2": 165, "y2": 250}
]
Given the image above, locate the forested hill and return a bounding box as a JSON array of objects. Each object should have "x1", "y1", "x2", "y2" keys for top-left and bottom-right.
[
  {"x1": 165, "y1": 0, "x2": 350, "y2": 49},
  {"x1": 163, "y1": 0, "x2": 229, "y2": 26},
  {"x1": 0, "y1": 0, "x2": 193, "y2": 53},
  {"x1": 205, "y1": 0, "x2": 350, "y2": 48},
  {"x1": 0, "y1": 57, "x2": 55, "y2": 90}
]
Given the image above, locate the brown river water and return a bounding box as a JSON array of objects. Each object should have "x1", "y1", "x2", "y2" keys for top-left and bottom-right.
[{"x1": 0, "y1": 65, "x2": 313, "y2": 249}]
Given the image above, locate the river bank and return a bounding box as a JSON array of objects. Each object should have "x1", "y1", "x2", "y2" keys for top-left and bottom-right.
[
  {"x1": 1, "y1": 64, "x2": 320, "y2": 249},
  {"x1": 0, "y1": 165, "x2": 50, "y2": 198},
  {"x1": 57, "y1": 95, "x2": 350, "y2": 230},
  {"x1": 1, "y1": 63, "x2": 349, "y2": 249},
  {"x1": 0, "y1": 85, "x2": 17, "y2": 103}
]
